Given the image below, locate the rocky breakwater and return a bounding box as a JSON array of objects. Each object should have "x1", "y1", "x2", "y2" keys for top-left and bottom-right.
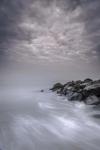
[{"x1": 50, "y1": 79, "x2": 100, "y2": 105}]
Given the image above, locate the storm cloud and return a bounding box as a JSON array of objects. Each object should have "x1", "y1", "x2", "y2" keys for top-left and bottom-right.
[{"x1": 0, "y1": 0, "x2": 100, "y2": 67}]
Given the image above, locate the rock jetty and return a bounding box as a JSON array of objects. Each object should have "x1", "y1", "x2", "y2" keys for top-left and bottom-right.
[{"x1": 50, "y1": 79, "x2": 100, "y2": 105}]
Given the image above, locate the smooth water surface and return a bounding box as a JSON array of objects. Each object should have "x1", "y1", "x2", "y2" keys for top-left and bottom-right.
[{"x1": 0, "y1": 86, "x2": 100, "y2": 150}]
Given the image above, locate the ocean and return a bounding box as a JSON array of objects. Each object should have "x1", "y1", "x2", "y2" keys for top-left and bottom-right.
[{"x1": 0, "y1": 85, "x2": 100, "y2": 150}]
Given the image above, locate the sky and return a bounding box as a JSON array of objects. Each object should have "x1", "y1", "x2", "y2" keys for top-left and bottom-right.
[{"x1": 0, "y1": 0, "x2": 100, "y2": 81}]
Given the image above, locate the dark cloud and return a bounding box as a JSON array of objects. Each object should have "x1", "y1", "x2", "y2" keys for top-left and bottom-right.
[
  {"x1": 0, "y1": 0, "x2": 32, "y2": 60},
  {"x1": 82, "y1": 0, "x2": 100, "y2": 60},
  {"x1": 0, "y1": 0, "x2": 100, "y2": 66},
  {"x1": 0, "y1": 0, "x2": 22, "y2": 60}
]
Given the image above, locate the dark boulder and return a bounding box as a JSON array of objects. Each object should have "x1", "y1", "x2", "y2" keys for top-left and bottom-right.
[
  {"x1": 84, "y1": 82, "x2": 100, "y2": 97},
  {"x1": 72, "y1": 84, "x2": 85, "y2": 92},
  {"x1": 75, "y1": 80, "x2": 82, "y2": 84},
  {"x1": 50, "y1": 83, "x2": 63, "y2": 92},
  {"x1": 65, "y1": 81, "x2": 75, "y2": 86},
  {"x1": 40, "y1": 89, "x2": 44, "y2": 92},
  {"x1": 85, "y1": 95, "x2": 100, "y2": 105},
  {"x1": 84, "y1": 78, "x2": 93, "y2": 83},
  {"x1": 50, "y1": 79, "x2": 100, "y2": 105},
  {"x1": 67, "y1": 92, "x2": 83, "y2": 101}
]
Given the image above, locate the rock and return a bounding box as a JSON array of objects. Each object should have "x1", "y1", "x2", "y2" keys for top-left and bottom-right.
[
  {"x1": 68, "y1": 92, "x2": 83, "y2": 101},
  {"x1": 40, "y1": 89, "x2": 44, "y2": 92},
  {"x1": 61, "y1": 85, "x2": 68, "y2": 95},
  {"x1": 85, "y1": 95, "x2": 100, "y2": 105},
  {"x1": 84, "y1": 78, "x2": 93, "y2": 83},
  {"x1": 75, "y1": 80, "x2": 82, "y2": 84},
  {"x1": 65, "y1": 81, "x2": 75, "y2": 86},
  {"x1": 72, "y1": 84, "x2": 85, "y2": 92},
  {"x1": 62, "y1": 82, "x2": 85, "y2": 95},
  {"x1": 50, "y1": 83, "x2": 63, "y2": 92},
  {"x1": 84, "y1": 82, "x2": 100, "y2": 97},
  {"x1": 50, "y1": 79, "x2": 100, "y2": 105}
]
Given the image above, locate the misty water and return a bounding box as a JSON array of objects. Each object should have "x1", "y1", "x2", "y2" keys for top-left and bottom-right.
[
  {"x1": 0, "y1": 0, "x2": 100, "y2": 149},
  {"x1": 0, "y1": 85, "x2": 100, "y2": 150}
]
